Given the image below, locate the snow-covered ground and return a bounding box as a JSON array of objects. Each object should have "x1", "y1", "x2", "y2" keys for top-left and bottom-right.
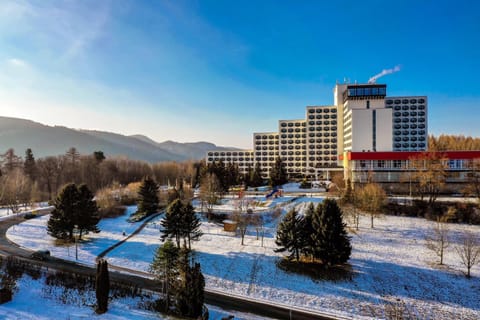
[
  {"x1": 0, "y1": 273, "x2": 270, "y2": 320},
  {"x1": 6, "y1": 198, "x2": 480, "y2": 319}
]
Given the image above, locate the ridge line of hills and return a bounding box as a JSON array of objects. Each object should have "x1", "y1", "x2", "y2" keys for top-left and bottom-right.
[{"x1": 0, "y1": 116, "x2": 236, "y2": 162}]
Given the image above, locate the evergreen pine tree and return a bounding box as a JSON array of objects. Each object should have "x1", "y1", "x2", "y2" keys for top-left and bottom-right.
[
  {"x1": 76, "y1": 184, "x2": 100, "y2": 239},
  {"x1": 95, "y1": 259, "x2": 110, "y2": 314},
  {"x1": 161, "y1": 199, "x2": 184, "y2": 247},
  {"x1": 23, "y1": 148, "x2": 37, "y2": 182},
  {"x1": 300, "y1": 202, "x2": 316, "y2": 260},
  {"x1": 150, "y1": 239, "x2": 179, "y2": 311},
  {"x1": 189, "y1": 262, "x2": 205, "y2": 317},
  {"x1": 174, "y1": 249, "x2": 205, "y2": 318},
  {"x1": 93, "y1": 151, "x2": 106, "y2": 163},
  {"x1": 137, "y1": 176, "x2": 159, "y2": 215},
  {"x1": 275, "y1": 208, "x2": 305, "y2": 261},
  {"x1": 182, "y1": 202, "x2": 203, "y2": 250},
  {"x1": 47, "y1": 183, "x2": 101, "y2": 241},
  {"x1": 311, "y1": 199, "x2": 351, "y2": 266},
  {"x1": 269, "y1": 157, "x2": 288, "y2": 187},
  {"x1": 250, "y1": 162, "x2": 263, "y2": 187},
  {"x1": 243, "y1": 164, "x2": 252, "y2": 187},
  {"x1": 47, "y1": 184, "x2": 79, "y2": 240}
]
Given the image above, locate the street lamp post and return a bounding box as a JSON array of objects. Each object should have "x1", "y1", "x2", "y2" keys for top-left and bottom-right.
[{"x1": 73, "y1": 225, "x2": 78, "y2": 261}]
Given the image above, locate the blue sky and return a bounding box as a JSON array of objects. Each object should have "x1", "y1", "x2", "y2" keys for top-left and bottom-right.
[{"x1": 0, "y1": 0, "x2": 479, "y2": 149}]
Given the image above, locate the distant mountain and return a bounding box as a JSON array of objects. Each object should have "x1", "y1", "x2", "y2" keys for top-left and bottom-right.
[
  {"x1": 0, "y1": 116, "x2": 235, "y2": 162},
  {"x1": 131, "y1": 135, "x2": 236, "y2": 159}
]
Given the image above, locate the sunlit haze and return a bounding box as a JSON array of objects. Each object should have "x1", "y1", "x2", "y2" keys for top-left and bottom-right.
[{"x1": 0, "y1": 0, "x2": 479, "y2": 149}]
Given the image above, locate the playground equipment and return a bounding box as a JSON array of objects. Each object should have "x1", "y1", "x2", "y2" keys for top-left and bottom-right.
[{"x1": 265, "y1": 187, "x2": 283, "y2": 199}]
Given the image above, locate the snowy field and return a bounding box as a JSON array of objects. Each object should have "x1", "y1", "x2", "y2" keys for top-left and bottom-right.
[
  {"x1": 0, "y1": 273, "x2": 270, "y2": 320},
  {"x1": 6, "y1": 197, "x2": 480, "y2": 319}
]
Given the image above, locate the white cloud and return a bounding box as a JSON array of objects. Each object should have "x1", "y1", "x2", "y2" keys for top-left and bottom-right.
[
  {"x1": 0, "y1": 1, "x2": 113, "y2": 60},
  {"x1": 7, "y1": 58, "x2": 28, "y2": 68}
]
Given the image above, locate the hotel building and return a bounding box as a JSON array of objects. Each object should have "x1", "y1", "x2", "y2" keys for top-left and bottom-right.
[{"x1": 206, "y1": 82, "x2": 431, "y2": 180}]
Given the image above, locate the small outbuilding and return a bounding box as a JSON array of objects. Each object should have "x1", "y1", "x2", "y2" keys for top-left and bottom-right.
[{"x1": 223, "y1": 219, "x2": 237, "y2": 232}]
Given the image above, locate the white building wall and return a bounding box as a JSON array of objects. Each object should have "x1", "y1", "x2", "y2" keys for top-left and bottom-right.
[
  {"x1": 351, "y1": 109, "x2": 373, "y2": 152},
  {"x1": 375, "y1": 108, "x2": 393, "y2": 151}
]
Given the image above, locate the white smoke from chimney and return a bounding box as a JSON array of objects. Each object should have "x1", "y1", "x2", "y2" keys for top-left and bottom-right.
[{"x1": 368, "y1": 65, "x2": 401, "y2": 84}]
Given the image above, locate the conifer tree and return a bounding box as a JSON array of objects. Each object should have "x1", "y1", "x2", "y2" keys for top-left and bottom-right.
[
  {"x1": 181, "y1": 202, "x2": 203, "y2": 250},
  {"x1": 174, "y1": 249, "x2": 205, "y2": 318},
  {"x1": 47, "y1": 183, "x2": 101, "y2": 240},
  {"x1": 310, "y1": 199, "x2": 351, "y2": 266},
  {"x1": 150, "y1": 239, "x2": 179, "y2": 311},
  {"x1": 301, "y1": 202, "x2": 316, "y2": 260},
  {"x1": 47, "y1": 183, "x2": 78, "y2": 240},
  {"x1": 243, "y1": 164, "x2": 252, "y2": 187},
  {"x1": 275, "y1": 208, "x2": 305, "y2": 261},
  {"x1": 161, "y1": 199, "x2": 184, "y2": 247},
  {"x1": 269, "y1": 157, "x2": 288, "y2": 187},
  {"x1": 76, "y1": 184, "x2": 100, "y2": 239},
  {"x1": 137, "y1": 176, "x2": 159, "y2": 215},
  {"x1": 23, "y1": 148, "x2": 37, "y2": 182},
  {"x1": 95, "y1": 259, "x2": 110, "y2": 314},
  {"x1": 250, "y1": 162, "x2": 264, "y2": 187}
]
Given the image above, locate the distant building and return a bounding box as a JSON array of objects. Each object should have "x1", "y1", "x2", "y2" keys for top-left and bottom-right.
[
  {"x1": 206, "y1": 82, "x2": 431, "y2": 180},
  {"x1": 341, "y1": 150, "x2": 480, "y2": 192}
]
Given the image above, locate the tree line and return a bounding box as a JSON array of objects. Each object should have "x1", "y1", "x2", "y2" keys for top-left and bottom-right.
[
  {"x1": 429, "y1": 134, "x2": 480, "y2": 151},
  {"x1": 0, "y1": 147, "x2": 203, "y2": 210}
]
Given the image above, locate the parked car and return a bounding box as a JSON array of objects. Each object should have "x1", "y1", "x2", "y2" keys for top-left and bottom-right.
[
  {"x1": 23, "y1": 212, "x2": 37, "y2": 219},
  {"x1": 31, "y1": 250, "x2": 50, "y2": 261}
]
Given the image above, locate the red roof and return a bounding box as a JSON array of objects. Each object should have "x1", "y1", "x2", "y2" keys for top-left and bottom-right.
[{"x1": 344, "y1": 151, "x2": 480, "y2": 161}]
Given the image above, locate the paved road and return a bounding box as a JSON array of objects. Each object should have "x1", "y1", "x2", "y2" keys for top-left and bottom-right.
[{"x1": 0, "y1": 210, "x2": 342, "y2": 320}]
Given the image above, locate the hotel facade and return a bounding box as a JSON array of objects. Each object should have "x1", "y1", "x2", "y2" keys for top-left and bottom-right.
[{"x1": 206, "y1": 82, "x2": 480, "y2": 184}]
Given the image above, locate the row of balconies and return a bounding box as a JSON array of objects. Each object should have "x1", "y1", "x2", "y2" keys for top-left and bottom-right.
[
  {"x1": 307, "y1": 108, "x2": 336, "y2": 114},
  {"x1": 207, "y1": 158, "x2": 253, "y2": 163},
  {"x1": 394, "y1": 118, "x2": 426, "y2": 123},
  {"x1": 307, "y1": 138, "x2": 337, "y2": 143},
  {"x1": 393, "y1": 111, "x2": 426, "y2": 117},
  {"x1": 394, "y1": 136, "x2": 426, "y2": 142},
  {"x1": 207, "y1": 152, "x2": 253, "y2": 157},
  {"x1": 279, "y1": 140, "x2": 307, "y2": 145},
  {"x1": 393, "y1": 142, "x2": 426, "y2": 149},
  {"x1": 281, "y1": 134, "x2": 306, "y2": 139},
  {"x1": 308, "y1": 114, "x2": 337, "y2": 120},
  {"x1": 308, "y1": 126, "x2": 336, "y2": 132},
  {"x1": 394, "y1": 130, "x2": 427, "y2": 136},
  {"x1": 307, "y1": 120, "x2": 337, "y2": 126},
  {"x1": 255, "y1": 134, "x2": 278, "y2": 139},
  {"x1": 279, "y1": 122, "x2": 306, "y2": 127},
  {"x1": 280, "y1": 128, "x2": 307, "y2": 133},
  {"x1": 255, "y1": 141, "x2": 279, "y2": 145},
  {"x1": 394, "y1": 124, "x2": 426, "y2": 129},
  {"x1": 386, "y1": 98, "x2": 426, "y2": 105},
  {"x1": 308, "y1": 132, "x2": 337, "y2": 137},
  {"x1": 280, "y1": 145, "x2": 306, "y2": 150}
]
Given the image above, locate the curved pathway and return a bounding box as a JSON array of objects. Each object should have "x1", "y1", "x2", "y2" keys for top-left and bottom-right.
[
  {"x1": 96, "y1": 211, "x2": 164, "y2": 261},
  {"x1": 0, "y1": 209, "x2": 343, "y2": 320}
]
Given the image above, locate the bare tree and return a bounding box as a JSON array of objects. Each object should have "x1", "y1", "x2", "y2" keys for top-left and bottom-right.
[
  {"x1": 358, "y1": 183, "x2": 387, "y2": 228},
  {"x1": 409, "y1": 152, "x2": 447, "y2": 213},
  {"x1": 425, "y1": 219, "x2": 449, "y2": 265},
  {"x1": 0, "y1": 168, "x2": 31, "y2": 214},
  {"x1": 463, "y1": 158, "x2": 480, "y2": 205},
  {"x1": 456, "y1": 230, "x2": 480, "y2": 278},
  {"x1": 341, "y1": 185, "x2": 362, "y2": 231},
  {"x1": 199, "y1": 173, "x2": 222, "y2": 215},
  {"x1": 232, "y1": 210, "x2": 249, "y2": 246},
  {"x1": 37, "y1": 156, "x2": 62, "y2": 201}
]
